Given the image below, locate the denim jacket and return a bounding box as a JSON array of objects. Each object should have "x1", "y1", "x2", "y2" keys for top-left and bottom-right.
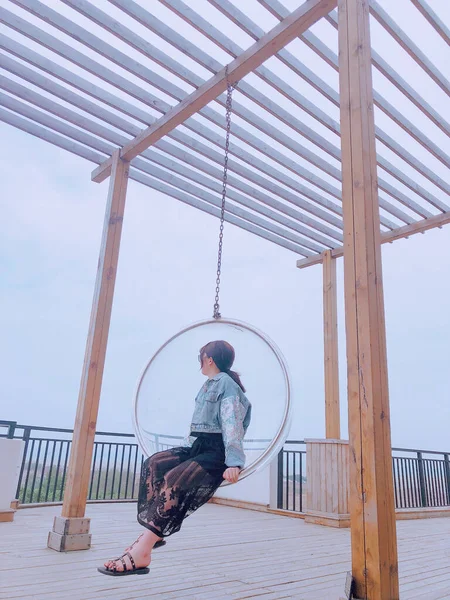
[{"x1": 187, "y1": 372, "x2": 252, "y2": 468}]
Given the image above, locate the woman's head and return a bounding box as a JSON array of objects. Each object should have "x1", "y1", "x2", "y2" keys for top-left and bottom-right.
[{"x1": 198, "y1": 340, "x2": 246, "y2": 392}]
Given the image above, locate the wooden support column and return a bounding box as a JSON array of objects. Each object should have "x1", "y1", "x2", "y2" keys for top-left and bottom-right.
[
  {"x1": 338, "y1": 0, "x2": 399, "y2": 598},
  {"x1": 48, "y1": 150, "x2": 129, "y2": 552},
  {"x1": 323, "y1": 250, "x2": 340, "y2": 439}
]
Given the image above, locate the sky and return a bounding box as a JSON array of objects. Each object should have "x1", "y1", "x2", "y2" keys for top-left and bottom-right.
[{"x1": 0, "y1": 0, "x2": 449, "y2": 453}]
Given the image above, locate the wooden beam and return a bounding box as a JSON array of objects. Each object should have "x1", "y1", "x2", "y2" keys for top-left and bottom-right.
[
  {"x1": 323, "y1": 250, "x2": 340, "y2": 439},
  {"x1": 296, "y1": 210, "x2": 450, "y2": 270},
  {"x1": 91, "y1": 0, "x2": 337, "y2": 183},
  {"x1": 338, "y1": 0, "x2": 399, "y2": 598},
  {"x1": 370, "y1": 1, "x2": 450, "y2": 98},
  {"x1": 61, "y1": 150, "x2": 129, "y2": 519},
  {"x1": 411, "y1": 0, "x2": 450, "y2": 46}
]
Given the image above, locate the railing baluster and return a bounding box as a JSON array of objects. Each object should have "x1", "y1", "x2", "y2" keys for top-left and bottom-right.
[
  {"x1": 131, "y1": 446, "x2": 139, "y2": 499},
  {"x1": 407, "y1": 458, "x2": 414, "y2": 508},
  {"x1": 89, "y1": 443, "x2": 98, "y2": 501},
  {"x1": 29, "y1": 439, "x2": 42, "y2": 503},
  {"x1": 392, "y1": 458, "x2": 398, "y2": 509},
  {"x1": 60, "y1": 441, "x2": 71, "y2": 502},
  {"x1": 417, "y1": 452, "x2": 427, "y2": 507},
  {"x1": 96, "y1": 444, "x2": 105, "y2": 501},
  {"x1": 21, "y1": 438, "x2": 35, "y2": 503},
  {"x1": 286, "y1": 451, "x2": 290, "y2": 511},
  {"x1": 16, "y1": 427, "x2": 31, "y2": 500},
  {"x1": 125, "y1": 444, "x2": 132, "y2": 499},
  {"x1": 293, "y1": 452, "x2": 296, "y2": 512},
  {"x1": 299, "y1": 451, "x2": 303, "y2": 513},
  {"x1": 436, "y1": 461, "x2": 444, "y2": 506},
  {"x1": 52, "y1": 441, "x2": 64, "y2": 502},
  {"x1": 444, "y1": 454, "x2": 450, "y2": 505},
  {"x1": 277, "y1": 450, "x2": 283, "y2": 510},
  {"x1": 45, "y1": 441, "x2": 57, "y2": 503},
  {"x1": 110, "y1": 444, "x2": 119, "y2": 500},
  {"x1": 118, "y1": 444, "x2": 125, "y2": 500},
  {"x1": 37, "y1": 440, "x2": 50, "y2": 503}
]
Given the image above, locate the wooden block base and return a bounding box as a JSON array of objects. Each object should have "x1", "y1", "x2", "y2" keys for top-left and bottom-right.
[
  {"x1": 305, "y1": 510, "x2": 350, "y2": 528},
  {"x1": 0, "y1": 509, "x2": 15, "y2": 522},
  {"x1": 47, "y1": 530, "x2": 92, "y2": 552},
  {"x1": 47, "y1": 516, "x2": 91, "y2": 552},
  {"x1": 10, "y1": 499, "x2": 20, "y2": 510}
]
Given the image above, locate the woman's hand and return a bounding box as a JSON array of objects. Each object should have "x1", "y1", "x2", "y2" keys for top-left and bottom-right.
[{"x1": 223, "y1": 467, "x2": 241, "y2": 483}]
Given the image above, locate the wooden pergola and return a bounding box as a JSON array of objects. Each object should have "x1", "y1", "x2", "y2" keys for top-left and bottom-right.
[{"x1": 1, "y1": 1, "x2": 449, "y2": 598}]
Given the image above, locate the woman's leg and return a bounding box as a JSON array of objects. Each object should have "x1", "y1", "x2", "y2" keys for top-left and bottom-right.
[
  {"x1": 103, "y1": 447, "x2": 190, "y2": 572},
  {"x1": 103, "y1": 456, "x2": 223, "y2": 572}
]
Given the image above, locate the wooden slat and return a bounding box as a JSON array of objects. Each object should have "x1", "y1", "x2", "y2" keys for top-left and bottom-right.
[
  {"x1": 90, "y1": 0, "x2": 338, "y2": 183},
  {"x1": 338, "y1": 0, "x2": 398, "y2": 598},
  {"x1": 61, "y1": 150, "x2": 129, "y2": 518},
  {"x1": 213, "y1": 0, "x2": 450, "y2": 216},
  {"x1": 296, "y1": 210, "x2": 450, "y2": 269},
  {"x1": 370, "y1": 0, "x2": 450, "y2": 98},
  {"x1": 411, "y1": 0, "x2": 450, "y2": 46},
  {"x1": 0, "y1": 39, "x2": 345, "y2": 232},
  {"x1": 3, "y1": 503, "x2": 450, "y2": 598},
  {"x1": 0, "y1": 107, "x2": 309, "y2": 256},
  {"x1": 323, "y1": 9, "x2": 450, "y2": 140},
  {"x1": 322, "y1": 250, "x2": 340, "y2": 440}
]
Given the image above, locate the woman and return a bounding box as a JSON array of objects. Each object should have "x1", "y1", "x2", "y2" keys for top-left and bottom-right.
[{"x1": 98, "y1": 340, "x2": 252, "y2": 576}]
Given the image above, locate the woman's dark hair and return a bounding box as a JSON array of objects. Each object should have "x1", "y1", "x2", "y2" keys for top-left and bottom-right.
[{"x1": 199, "y1": 340, "x2": 246, "y2": 392}]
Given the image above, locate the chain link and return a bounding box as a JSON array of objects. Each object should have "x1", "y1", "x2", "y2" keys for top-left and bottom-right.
[{"x1": 213, "y1": 71, "x2": 233, "y2": 320}]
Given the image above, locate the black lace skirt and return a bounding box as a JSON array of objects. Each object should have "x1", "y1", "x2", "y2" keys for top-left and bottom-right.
[{"x1": 137, "y1": 433, "x2": 226, "y2": 538}]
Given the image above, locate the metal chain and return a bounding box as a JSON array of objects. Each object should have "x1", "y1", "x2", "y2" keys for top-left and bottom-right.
[{"x1": 213, "y1": 72, "x2": 233, "y2": 320}]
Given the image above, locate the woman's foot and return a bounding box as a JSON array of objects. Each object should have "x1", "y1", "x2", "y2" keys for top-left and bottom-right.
[
  {"x1": 103, "y1": 545, "x2": 151, "y2": 573},
  {"x1": 102, "y1": 530, "x2": 161, "y2": 573}
]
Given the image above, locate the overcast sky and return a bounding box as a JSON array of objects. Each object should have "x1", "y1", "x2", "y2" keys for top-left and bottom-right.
[{"x1": 0, "y1": 0, "x2": 449, "y2": 452}]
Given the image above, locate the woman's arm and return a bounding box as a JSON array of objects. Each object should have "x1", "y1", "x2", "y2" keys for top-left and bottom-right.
[{"x1": 220, "y1": 395, "x2": 247, "y2": 468}]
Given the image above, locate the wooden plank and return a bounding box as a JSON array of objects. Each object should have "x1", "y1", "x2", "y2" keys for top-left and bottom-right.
[
  {"x1": 323, "y1": 250, "x2": 340, "y2": 439},
  {"x1": 90, "y1": 0, "x2": 337, "y2": 182},
  {"x1": 3, "y1": 503, "x2": 450, "y2": 599},
  {"x1": 60, "y1": 150, "x2": 129, "y2": 519},
  {"x1": 338, "y1": 0, "x2": 399, "y2": 598},
  {"x1": 296, "y1": 211, "x2": 450, "y2": 270},
  {"x1": 411, "y1": 0, "x2": 450, "y2": 46},
  {"x1": 370, "y1": 1, "x2": 450, "y2": 98}
]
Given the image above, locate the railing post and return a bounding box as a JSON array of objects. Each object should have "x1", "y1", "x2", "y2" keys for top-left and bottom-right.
[
  {"x1": 15, "y1": 427, "x2": 31, "y2": 500},
  {"x1": 7, "y1": 421, "x2": 17, "y2": 439},
  {"x1": 444, "y1": 454, "x2": 450, "y2": 506},
  {"x1": 417, "y1": 452, "x2": 427, "y2": 507},
  {"x1": 277, "y1": 450, "x2": 284, "y2": 509}
]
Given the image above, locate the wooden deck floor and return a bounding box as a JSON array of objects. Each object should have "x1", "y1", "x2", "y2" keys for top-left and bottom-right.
[{"x1": 1, "y1": 503, "x2": 450, "y2": 599}]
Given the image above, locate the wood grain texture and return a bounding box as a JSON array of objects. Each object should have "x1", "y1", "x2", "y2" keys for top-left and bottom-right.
[
  {"x1": 2, "y1": 503, "x2": 449, "y2": 599},
  {"x1": 338, "y1": 0, "x2": 399, "y2": 597},
  {"x1": 323, "y1": 250, "x2": 340, "y2": 439},
  {"x1": 61, "y1": 150, "x2": 129, "y2": 519},
  {"x1": 91, "y1": 0, "x2": 338, "y2": 182}
]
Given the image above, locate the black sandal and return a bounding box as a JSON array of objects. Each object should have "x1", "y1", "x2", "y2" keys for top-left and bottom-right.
[{"x1": 97, "y1": 552, "x2": 150, "y2": 576}]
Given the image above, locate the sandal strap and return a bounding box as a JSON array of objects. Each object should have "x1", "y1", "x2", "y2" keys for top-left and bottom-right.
[
  {"x1": 125, "y1": 552, "x2": 136, "y2": 570},
  {"x1": 120, "y1": 555, "x2": 128, "y2": 572}
]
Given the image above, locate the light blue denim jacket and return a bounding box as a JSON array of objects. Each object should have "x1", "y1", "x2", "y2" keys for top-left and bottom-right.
[{"x1": 187, "y1": 372, "x2": 252, "y2": 468}]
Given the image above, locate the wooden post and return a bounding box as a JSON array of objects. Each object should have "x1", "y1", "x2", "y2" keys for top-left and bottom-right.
[
  {"x1": 48, "y1": 150, "x2": 129, "y2": 552},
  {"x1": 338, "y1": 0, "x2": 399, "y2": 598},
  {"x1": 323, "y1": 250, "x2": 340, "y2": 439}
]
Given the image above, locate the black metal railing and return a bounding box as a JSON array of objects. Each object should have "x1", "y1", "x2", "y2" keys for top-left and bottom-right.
[
  {"x1": 276, "y1": 441, "x2": 306, "y2": 512},
  {"x1": 275, "y1": 443, "x2": 450, "y2": 512},
  {"x1": 0, "y1": 421, "x2": 143, "y2": 504},
  {"x1": 392, "y1": 448, "x2": 450, "y2": 509},
  {"x1": 2, "y1": 420, "x2": 449, "y2": 512}
]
